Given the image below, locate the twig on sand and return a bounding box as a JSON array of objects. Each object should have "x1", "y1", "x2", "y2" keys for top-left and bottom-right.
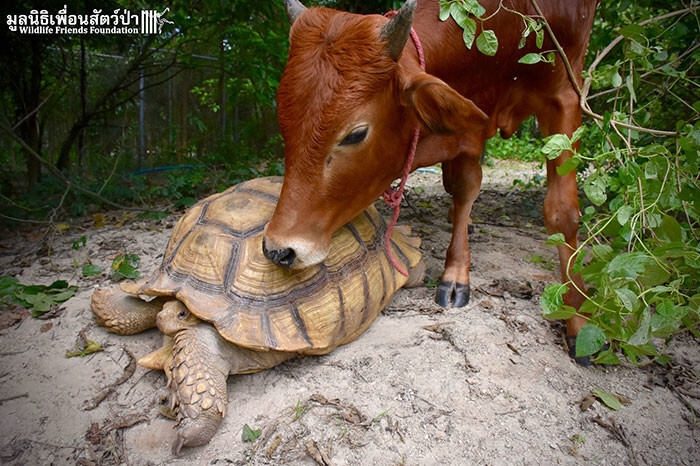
[
  {"x1": 591, "y1": 416, "x2": 641, "y2": 466},
  {"x1": 0, "y1": 393, "x2": 29, "y2": 404},
  {"x1": 85, "y1": 347, "x2": 136, "y2": 411}
]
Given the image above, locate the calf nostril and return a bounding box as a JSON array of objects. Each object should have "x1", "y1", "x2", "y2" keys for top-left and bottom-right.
[
  {"x1": 276, "y1": 248, "x2": 296, "y2": 268},
  {"x1": 262, "y1": 239, "x2": 297, "y2": 269}
]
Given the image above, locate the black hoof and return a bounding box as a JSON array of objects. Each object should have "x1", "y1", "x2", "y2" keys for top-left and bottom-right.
[
  {"x1": 566, "y1": 336, "x2": 611, "y2": 367},
  {"x1": 435, "y1": 281, "x2": 470, "y2": 308},
  {"x1": 468, "y1": 224, "x2": 475, "y2": 234}
]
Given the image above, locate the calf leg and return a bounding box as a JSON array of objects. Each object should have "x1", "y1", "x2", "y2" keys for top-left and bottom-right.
[
  {"x1": 436, "y1": 151, "x2": 482, "y2": 307},
  {"x1": 537, "y1": 91, "x2": 591, "y2": 363}
]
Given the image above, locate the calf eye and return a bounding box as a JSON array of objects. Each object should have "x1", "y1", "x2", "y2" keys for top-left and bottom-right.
[{"x1": 339, "y1": 126, "x2": 368, "y2": 146}]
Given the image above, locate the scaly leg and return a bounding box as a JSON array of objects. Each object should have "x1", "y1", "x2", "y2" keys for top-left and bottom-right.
[
  {"x1": 168, "y1": 323, "x2": 295, "y2": 453},
  {"x1": 91, "y1": 284, "x2": 166, "y2": 335}
]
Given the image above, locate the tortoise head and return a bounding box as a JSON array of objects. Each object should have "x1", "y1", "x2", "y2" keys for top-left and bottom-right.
[{"x1": 157, "y1": 301, "x2": 201, "y2": 336}]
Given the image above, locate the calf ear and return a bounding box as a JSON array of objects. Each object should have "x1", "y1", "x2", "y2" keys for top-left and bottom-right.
[{"x1": 405, "y1": 73, "x2": 488, "y2": 135}]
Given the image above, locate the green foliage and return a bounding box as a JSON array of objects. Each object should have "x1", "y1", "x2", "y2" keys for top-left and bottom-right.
[
  {"x1": 241, "y1": 423, "x2": 262, "y2": 443},
  {"x1": 66, "y1": 339, "x2": 104, "y2": 358},
  {"x1": 485, "y1": 119, "x2": 544, "y2": 163},
  {"x1": 111, "y1": 253, "x2": 141, "y2": 281},
  {"x1": 593, "y1": 389, "x2": 623, "y2": 411},
  {"x1": 536, "y1": 1, "x2": 700, "y2": 365},
  {"x1": 0, "y1": 276, "x2": 77, "y2": 317},
  {"x1": 439, "y1": 0, "x2": 496, "y2": 54},
  {"x1": 82, "y1": 264, "x2": 103, "y2": 277}
]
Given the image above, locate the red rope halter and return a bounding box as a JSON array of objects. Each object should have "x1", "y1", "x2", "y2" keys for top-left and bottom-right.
[{"x1": 382, "y1": 12, "x2": 425, "y2": 276}]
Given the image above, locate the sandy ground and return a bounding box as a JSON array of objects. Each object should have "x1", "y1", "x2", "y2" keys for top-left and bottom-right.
[{"x1": 0, "y1": 160, "x2": 698, "y2": 465}]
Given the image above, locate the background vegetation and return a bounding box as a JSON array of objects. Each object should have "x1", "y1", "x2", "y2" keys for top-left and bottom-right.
[{"x1": 0, "y1": 0, "x2": 698, "y2": 365}]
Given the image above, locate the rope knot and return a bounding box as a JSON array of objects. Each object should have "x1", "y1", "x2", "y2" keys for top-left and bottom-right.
[{"x1": 382, "y1": 187, "x2": 403, "y2": 207}]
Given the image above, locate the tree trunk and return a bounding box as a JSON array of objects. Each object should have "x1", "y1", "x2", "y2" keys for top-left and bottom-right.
[
  {"x1": 78, "y1": 37, "x2": 87, "y2": 176},
  {"x1": 20, "y1": 38, "x2": 43, "y2": 188},
  {"x1": 218, "y1": 39, "x2": 226, "y2": 140}
]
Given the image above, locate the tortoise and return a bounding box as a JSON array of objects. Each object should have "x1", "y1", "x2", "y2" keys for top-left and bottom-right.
[{"x1": 90, "y1": 176, "x2": 424, "y2": 453}]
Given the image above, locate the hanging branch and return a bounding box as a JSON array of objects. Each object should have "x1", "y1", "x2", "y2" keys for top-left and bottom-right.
[{"x1": 529, "y1": 0, "x2": 700, "y2": 137}]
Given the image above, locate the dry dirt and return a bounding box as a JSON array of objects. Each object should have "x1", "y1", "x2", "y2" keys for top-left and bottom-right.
[{"x1": 0, "y1": 161, "x2": 698, "y2": 465}]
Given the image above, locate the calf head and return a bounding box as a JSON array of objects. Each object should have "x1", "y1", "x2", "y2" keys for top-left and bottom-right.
[{"x1": 263, "y1": 0, "x2": 488, "y2": 268}]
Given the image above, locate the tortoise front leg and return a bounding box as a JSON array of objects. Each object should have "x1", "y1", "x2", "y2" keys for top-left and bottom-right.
[
  {"x1": 168, "y1": 323, "x2": 296, "y2": 453},
  {"x1": 91, "y1": 285, "x2": 166, "y2": 335},
  {"x1": 169, "y1": 324, "x2": 229, "y2": 454}
]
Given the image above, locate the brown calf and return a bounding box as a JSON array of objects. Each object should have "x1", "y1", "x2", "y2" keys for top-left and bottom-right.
[{"x1": 263, "y1": 0, "x2": 598, "y2": 364}]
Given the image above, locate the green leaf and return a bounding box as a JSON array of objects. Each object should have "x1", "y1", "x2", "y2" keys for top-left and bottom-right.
[
  {"x1": 644, "y1": 160, "x2": 658, "y2": 179},
  {"x1": 628, "y1": 307, "x2": 651, "y2": 346},
  {"x1": 242, "y1": 424, "x2": 261, "y2": 442},
  {"x1": 584, "y1": 174, "x2": 607, "y2": 206},
  {"x1": 449, "y1": 2, "x2": 466, "y2": 23},
  {"x1": 592, "y1": 244, "x2": 614, "y2": 261},
  {"x1": 615, "y1": 288, "x2": 638, "y2": 312},
  {"x1": 463, "y1": 0, "x2": 486, "y2": 17},
  {"x1": 461, "y1": 17, "x2": 477, "y2": 49},
  {"x1": 541, "y1": 283, "x2": 569, "y2": 316},
  {"x1": 576, "y1": 324, "x2": 606, "y2": 357},
  {"x1": 639, "y1": 264, "x2": 671, "y2": 287},
  {"x1": 608, "y1": 252, "x2": 652, "y2": 280},
  {"x1": 556, "y1": 156, "x2": 580, "y2": 175},
  {"x1": 52, "y1": 290, "x2": 76, "y2": 303},
  {"x1": 626, "y1": 74, "x2": 636, "y2": 102},
  {"x1": 476, "y1": 30, "x2": 498, "y2": 56},
  {"x1": 524, "y1": 254, "x2": 543, "y2": 263},
  {"x1": 545, "y1": 233, "x2": 567, "y2": 246},
  {"x1": 611, "y1": 72, "x2": 622, "y2": 88},
  {"x1": 49, "y1": 280, "x2": 69, "y2": 290},
  {"x1": 82, "y1": 264, "x2": 103, "y2": 277},
  {"x1": 543, "y1": 304, "x2": 577, "y2": 320},
  {"x1": 619, "y1": 24, "x2": 645, "y2": 41},
  {"x1": 658, "y1": 215, "x2": 682, "y2": 242},
  {"x1": 592, "y1": 347, "x2": 621, "y2": 365},
  {"x1": 439, "y1": 2, "x2": 451, "y2": 21},
  {"x1": 571, "y1": 126, "x2": 585, "y2": 143},
  {"x1": 651, "y1": 301, "x2": 684, "y2": 337},
  {"x1": 593, "y1": 389, "x2": 623, "y2": 411},
  {"x1": 0, "y1": 276, "x2": 19, "y2": 296},
  {"x1": 518, "y1": 53, "x2": 543, "y2": 64},
  {"x1": 111, "y1": 253, "x2": 142, "y2": 281},
  {"x1": 572, "y1": 250, "x2": 587, "y2": 275},
  {"x1": 616, "y1": 205, "x2": 634, "y2": 225},
  {"x1": 66, "y1": 340, "x2": 104, "y2": 358},
  {"x1": 541, "y1": 134, "x2": 572, "y2": 159},
  {"x1": 535, "y1": 26, "x2": 544, "y2": 48}
]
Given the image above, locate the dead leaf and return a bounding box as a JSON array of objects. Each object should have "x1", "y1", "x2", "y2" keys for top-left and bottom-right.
[
  {"x1": 422, "y1": 321, "x2": 456, "y2": 333},
  {"x1": 0, "y1": 309, "x2": 24, "y2": 330},
  {"x1": 305, "y1": 439, "x2": 330, "y2": 465},
  {"x1": 266, "y1": 435, "x2": 282, "y2": 458},
  {"x1": 159, "y1": 405, "x2": 177, "y2": 420},
  {"x1": 85, "y1": 422, "x2": 103, "y2": 445},
  {"x1": 341, "y1": 410, "x2": 363, "y2": 424},
  {"x1": 92, "y1": 214, "x2": 107, "y2": 228},
  {"x1": 40, "y1": 322, "x2": 52, "y2": 333},
  {"x1": 506, "y1": 343, "x2": 521, "y2": 355},
  {"x1": 55, "y1": 223, "x2": 71, "y2": 232},
  {"x1": 580, "y1": 393, "x2": 596, "y2": 411}
]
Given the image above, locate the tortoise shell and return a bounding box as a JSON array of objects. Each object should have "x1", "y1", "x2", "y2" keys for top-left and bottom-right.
[{"x1": 121, "y1": 176, "x2": 421, "y2": 354}]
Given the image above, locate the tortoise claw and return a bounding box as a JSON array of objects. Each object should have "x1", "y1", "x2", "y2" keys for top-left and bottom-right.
[
  {"x1": 566, "y1": 336, "x2": 611, "y2": 367},
  {"x1": 172, "y1": 433, "x2": 186, "y2": 455},
  {"x1": 435, "y1": 281, "x2": 470, "y2": 308}
]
